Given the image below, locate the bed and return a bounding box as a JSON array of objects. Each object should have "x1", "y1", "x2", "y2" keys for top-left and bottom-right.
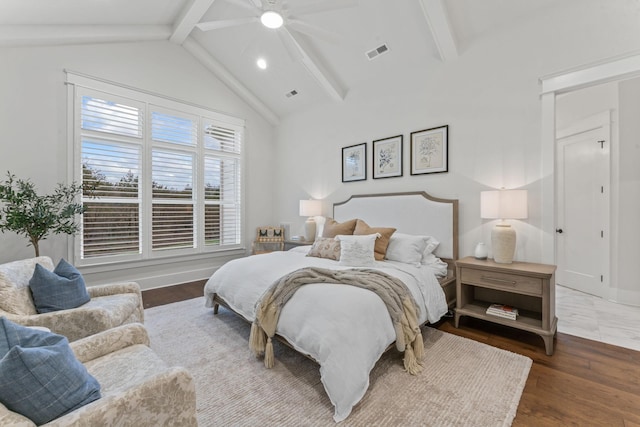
[{"x1": 204, "y1": 191, "x2": 459, "y2": 422}]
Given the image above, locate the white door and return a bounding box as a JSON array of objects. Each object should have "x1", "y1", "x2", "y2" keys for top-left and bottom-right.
[{"x1": 556, "y1": 119, "x2": 610, "y2": 297}]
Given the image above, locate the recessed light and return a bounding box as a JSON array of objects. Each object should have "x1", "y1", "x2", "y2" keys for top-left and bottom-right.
[
  {"x1": 260, "y1": 11, "x2": 283, "y2": 29},
  {"x1": 256, "y1": 58, "x2": 267, "y2": 70}
]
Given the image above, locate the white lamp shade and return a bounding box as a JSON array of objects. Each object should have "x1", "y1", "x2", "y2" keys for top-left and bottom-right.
[
  {"x1": 299, "y1": 199, "x2": 322, "y2": 217},
  {"x1": 480, "y1": 190, "x2": 528, "y2": 220}
]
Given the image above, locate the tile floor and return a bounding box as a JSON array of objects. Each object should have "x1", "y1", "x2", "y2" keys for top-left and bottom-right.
[{"x1": 556, "y1": 285, "x2": 640, "y2": 351}]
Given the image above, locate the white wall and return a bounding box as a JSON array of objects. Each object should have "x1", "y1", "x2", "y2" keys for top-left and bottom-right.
[
  {"x1": 273, "y1": 0, "x2": 640, "y2": 264},
  {"x1": 0, "y1": 40, "x2": 275, "y2": 289}
]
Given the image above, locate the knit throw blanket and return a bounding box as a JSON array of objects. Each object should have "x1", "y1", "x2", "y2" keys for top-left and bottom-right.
[{"x1": 249, "y1": 267, "x2": 425, "y2": 375}]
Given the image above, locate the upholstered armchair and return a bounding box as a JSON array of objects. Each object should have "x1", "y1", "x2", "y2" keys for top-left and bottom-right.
[
  {"x1": 0, "y1": 323, "x2": 197, "y2": 426},
  {"x1": 0, "y1": 257, "x2": 144, "y2": 342}
]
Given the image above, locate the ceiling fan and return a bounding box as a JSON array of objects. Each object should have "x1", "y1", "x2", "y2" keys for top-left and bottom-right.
[{"x1": 195, "y1": 0, "x2": 358, "y2": 61}]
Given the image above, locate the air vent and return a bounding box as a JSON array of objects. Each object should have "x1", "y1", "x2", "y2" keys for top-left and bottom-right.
[
  {"x1": 285, "y1": 89, "x2": 298, "y2": 98},
  {"x1": 366, "y1": 43, "x2": 389, "y2": 61}
]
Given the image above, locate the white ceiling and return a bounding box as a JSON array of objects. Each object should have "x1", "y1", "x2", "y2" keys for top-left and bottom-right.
[{"x1": 0, "y1": 0, "x2": 563, "y2": 123}]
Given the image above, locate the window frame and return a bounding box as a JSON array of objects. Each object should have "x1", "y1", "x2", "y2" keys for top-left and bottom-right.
[{"x1": 67, "y1": 72, "x2": 245, "y2": 267}]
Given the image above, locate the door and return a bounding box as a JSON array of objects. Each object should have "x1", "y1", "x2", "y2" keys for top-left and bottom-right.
[{"x1": 556, "y1": 119, "x2": 610, "y2": 297}]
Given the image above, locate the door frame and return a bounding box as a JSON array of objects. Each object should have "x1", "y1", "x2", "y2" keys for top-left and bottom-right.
[
  {"x1": 555, "y1": 111, "x2": 611, "y2": 296},
  {"x1": 540, "y1": 52, "x2": 640, "y2": 286}
]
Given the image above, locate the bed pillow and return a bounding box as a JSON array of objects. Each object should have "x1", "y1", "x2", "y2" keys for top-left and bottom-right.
[
  {"x1": 29, "y1": 258, "x2": 90, "y2": 314},
  {"x1": 353, "y1": 219, "x2": 396, "y2": 261},
  {"x1": 306, "y1": 238, "x2": 341, "y2": 261},
  {"x1": 322, "y1": 218, "x2": 357, "y2": 238},
  {"x1": 335, "y1": 234, "x2": 379, "y2": 266},
  {"x1": 385, "y1": 233, "x2": 429, "y2": 265},
  {"x1": 422, "y1": 237, "x2": 440, "y2": 263},
  {"x1": 0, "y1": 317, "x2": 101, "y2": 425}
]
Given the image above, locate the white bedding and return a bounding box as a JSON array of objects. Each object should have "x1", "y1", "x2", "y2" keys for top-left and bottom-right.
[{"x1": 204, "y1": 246, "x2": 448, "y2": 422}]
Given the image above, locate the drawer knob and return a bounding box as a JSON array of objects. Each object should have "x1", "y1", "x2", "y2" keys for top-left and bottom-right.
[{"x1": 481, "y1": 275, "x2": 517, "y2": 285}]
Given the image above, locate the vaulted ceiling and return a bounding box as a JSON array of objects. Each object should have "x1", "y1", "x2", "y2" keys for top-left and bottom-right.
[{"x1": 0, "y1": 0, "x2": 561, "y2": 125}]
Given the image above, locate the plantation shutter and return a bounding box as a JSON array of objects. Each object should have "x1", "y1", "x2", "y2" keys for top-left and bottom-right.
[
  {"x1": 69, "y1": 73, "x2": 245, "y2": 265},
  {"x1": 204, "y1": 120, "x2": 242, "y2": 247},
  {"x1": 79, "y1": 91, "x2": 143, "y2": 258}
]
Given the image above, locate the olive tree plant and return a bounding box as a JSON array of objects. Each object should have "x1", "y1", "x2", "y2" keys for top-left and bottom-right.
[{"x1": 0, "y1": 172, "x2": 86, "y2": 257}]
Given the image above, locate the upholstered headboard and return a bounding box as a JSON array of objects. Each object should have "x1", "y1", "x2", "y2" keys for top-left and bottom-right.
[{"x1": 333, "y1": 191, "x2": 459, "y2": 262}]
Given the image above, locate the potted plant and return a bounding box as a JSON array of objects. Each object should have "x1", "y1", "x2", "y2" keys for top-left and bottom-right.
[{"x1": 0, "y1": 172, "x2": 87, "y2": 257}]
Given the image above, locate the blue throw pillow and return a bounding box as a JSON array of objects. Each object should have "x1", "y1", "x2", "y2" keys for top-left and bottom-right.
[
  {"x1": 0, "y1": 317, "x2": 101, "y2": 424},
  {"x1": 29, "y1": 258, "x2": 90, "y2": 313}
]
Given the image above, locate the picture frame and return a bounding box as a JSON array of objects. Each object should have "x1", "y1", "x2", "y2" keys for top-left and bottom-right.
[
  {"x1": 410, "y1": 125, "x2": 448, "y2": 175},
  {"x1": 372, "y1": 135, "x2": 403, "y2": 179},
  {"x1": 342, "y1": 142, "x2": 367, "y2": 182}
]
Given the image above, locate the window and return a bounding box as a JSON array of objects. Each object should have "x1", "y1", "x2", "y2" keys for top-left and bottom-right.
[{"x1": 68, "y1": 73, "x2": 244, "y2": 265}]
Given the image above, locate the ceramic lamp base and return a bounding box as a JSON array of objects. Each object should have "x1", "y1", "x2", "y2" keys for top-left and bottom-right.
[
  {"x1": 304, "y1": 218, "x2": 316, "y2": 242},
  {"x1": 492, "y1": 224, "x2": 516, "y2": 264}
]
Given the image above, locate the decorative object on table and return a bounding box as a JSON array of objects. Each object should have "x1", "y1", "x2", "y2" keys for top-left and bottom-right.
[
  {"x1": 342, "y1": 143, "x2": 367, "y2": 182},
  {"x1": 299, "y1": 199, "x2": 322, "y2": 242},
  {"x1": 474, "y1": 242, "x2": 488, "y2": 260},
  {"x1": 279, "y1": 222, "x2": 291, "y2": 240},
  {"x1": 410, "y1": 125, "x2": 448, "y2": 175},
  {"x1": 372, "y1": 135, "x2": 403, "y2": 179},
  {"x1": 486, "y1": 303, "x2": 519, "y2": 320},
  {"x1": 480, "y1": 189, "x2": 528, "y2": 264},
  {"x1": 0, "y1": 172, "x2": 92, "y2": 256},
  {"x1": 252, "y1": 226, "x2": 285, "y2": 254}
]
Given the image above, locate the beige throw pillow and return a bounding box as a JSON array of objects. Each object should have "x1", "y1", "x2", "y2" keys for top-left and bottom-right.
[
  {"x1": 306, "y1": 238, "x2": 341, "y2": 261},
  {"x1": 322, "y1": 218, "x2": 357, "y2": 238},
  {"x1": 353, "y1": 219, "x2": 396, "y2": 261}
]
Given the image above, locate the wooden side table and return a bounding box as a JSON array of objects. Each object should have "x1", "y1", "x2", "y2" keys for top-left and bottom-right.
[{"x1": 454, "y1": 256, "x2": 557, "y2": 355}]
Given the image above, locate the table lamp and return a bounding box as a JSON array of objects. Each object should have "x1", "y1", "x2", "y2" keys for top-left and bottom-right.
[
  {"x1": 299, "y1": 199, "x2": 322, "y2": 242},
  {"x1": 480, "y1": 189, "x2": 528, "y2": 264}
]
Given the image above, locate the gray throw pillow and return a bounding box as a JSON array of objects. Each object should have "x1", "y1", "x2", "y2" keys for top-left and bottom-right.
[
  {"x1": 0, "y1": 317, "x2": 101, "y2": 424},
  {"x1": 29, "y1": 258, "x2": 90, "y2": 313}
]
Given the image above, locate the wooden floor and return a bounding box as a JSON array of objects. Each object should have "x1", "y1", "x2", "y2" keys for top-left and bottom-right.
[{"x1": 142, "y1": 283, "x2": 640, "y2": 426}]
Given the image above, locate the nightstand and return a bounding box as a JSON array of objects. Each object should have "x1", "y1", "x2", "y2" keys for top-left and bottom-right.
[{"x1": 454, "y1": 256, "x2": 557, "y2": 355}]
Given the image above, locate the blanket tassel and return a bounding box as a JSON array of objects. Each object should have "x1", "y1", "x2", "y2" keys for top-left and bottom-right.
[
  {"x1": 413, "y1": 331, "x2": 424, "y2": 361},
  {"x1": 264, "y1": 337, "x2": 274, "y2": 369},
  {"x1": 249, "y1": 322, "x2": 266, "y2": 357},
  {"x1": 403, "y1": 345, "x2": 423, "y2": 375}
]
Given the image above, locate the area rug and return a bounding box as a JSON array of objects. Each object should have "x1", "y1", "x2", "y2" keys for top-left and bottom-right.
[{"x1": 145, "y1": 297, "x2": 532, "y2": 426}]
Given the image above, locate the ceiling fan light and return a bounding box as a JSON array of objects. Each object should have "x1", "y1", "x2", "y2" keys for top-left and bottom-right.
[
  {"x1": 256, "y1": 58, "x2": 267, "y2": 69},
  {"x1": 260, "y1": 11, "x2": 283, "y2": 29}
]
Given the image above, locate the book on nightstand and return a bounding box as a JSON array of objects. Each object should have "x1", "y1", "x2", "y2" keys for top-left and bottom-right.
[{"x1": 486, "y1": 304, "x2": 519, "y2": 320}]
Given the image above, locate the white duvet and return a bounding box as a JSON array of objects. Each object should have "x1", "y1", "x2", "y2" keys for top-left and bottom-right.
[{"x1": 203, "y1": 246, "x2": 448, "y2": 422}]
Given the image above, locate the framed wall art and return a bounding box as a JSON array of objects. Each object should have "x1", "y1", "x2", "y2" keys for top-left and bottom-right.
[
  {"x1": 372, "y1": 135, "x2": 403, "y2": 179},
  {"x1": 342, "y1": 143, "x2": 367, "y2": 182},
  {"x1": 410, "y1": 125, "x2": 448, "y2": 175}
]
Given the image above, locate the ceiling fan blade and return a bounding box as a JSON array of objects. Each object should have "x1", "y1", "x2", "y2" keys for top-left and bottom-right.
[
  {"x1": 222, "y1": 0, "x2": 261, "y2": 13},
  {"x1": 277, "y1": 28, "x2": 304, "y2": 62},
  {"x1": 291, "y1": 0, "x2": 358, "y2": 17},
  {"x1": 286, "y1": 19, "x2": 340, "y2": 44},
  {"x1": 196, "y1": 17, "x2": 259, "y2": 31}
]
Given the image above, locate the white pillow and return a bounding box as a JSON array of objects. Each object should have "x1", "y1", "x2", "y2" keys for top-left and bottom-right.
[
  {"x1": 423, "y1": 253, "x2": 449, "y2": 277},
  {"x1": 335, "y1": 234, "x2": 379, "y2": 266},
  {"x1": 385, "y1": 233, "x2": 428, "y2": 265},
  {"x1": 422, "y1": 236, "x2": 440, "y2": 262}
]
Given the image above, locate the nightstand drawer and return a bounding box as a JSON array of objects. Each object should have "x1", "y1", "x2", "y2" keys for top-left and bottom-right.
[{"x1": 460, "y1": 268, "x2": 542, "y2": 295}]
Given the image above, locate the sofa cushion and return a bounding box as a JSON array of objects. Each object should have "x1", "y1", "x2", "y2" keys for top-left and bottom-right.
[
  {"x1": 0, "y1": 318, "x2": 101, "y2": 425},
  {"x1": 29, "y1": 259, "x2": 90, "y2": 314},
  {"x1": 0, "y1": 257, "x2": 53, "y2": 316}
]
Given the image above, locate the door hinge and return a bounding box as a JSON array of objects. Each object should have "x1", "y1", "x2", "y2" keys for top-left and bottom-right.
[
  {"x1": 601, "y1": 275, "x2": 604, "y2": 282},
  {"x1": 598, "y1": 140, "x2": 605, "y2": 149},
  {"x1": 601, "y1": 230, "x2": 604, "y2": 238},
  {"x1": 601, "y1": 186, "x2": 604, "y2": 194}
]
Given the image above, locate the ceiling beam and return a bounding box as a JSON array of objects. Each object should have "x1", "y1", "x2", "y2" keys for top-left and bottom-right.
[
  {"x1": 182, "y1": 37, "x2": 280, "y2": 126},
  {"x1": 0, "y1": 25, "x2": 171, "y2": 47},
  {"x1": 281, "y1": 28, "x2": 345, "y2": 102},
  {"x1": 170, "y1": 0, "x2": 217, "y2": 45},
  {"x1": 419, "y1": 0, "x2": 458, "y2": 61}
]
